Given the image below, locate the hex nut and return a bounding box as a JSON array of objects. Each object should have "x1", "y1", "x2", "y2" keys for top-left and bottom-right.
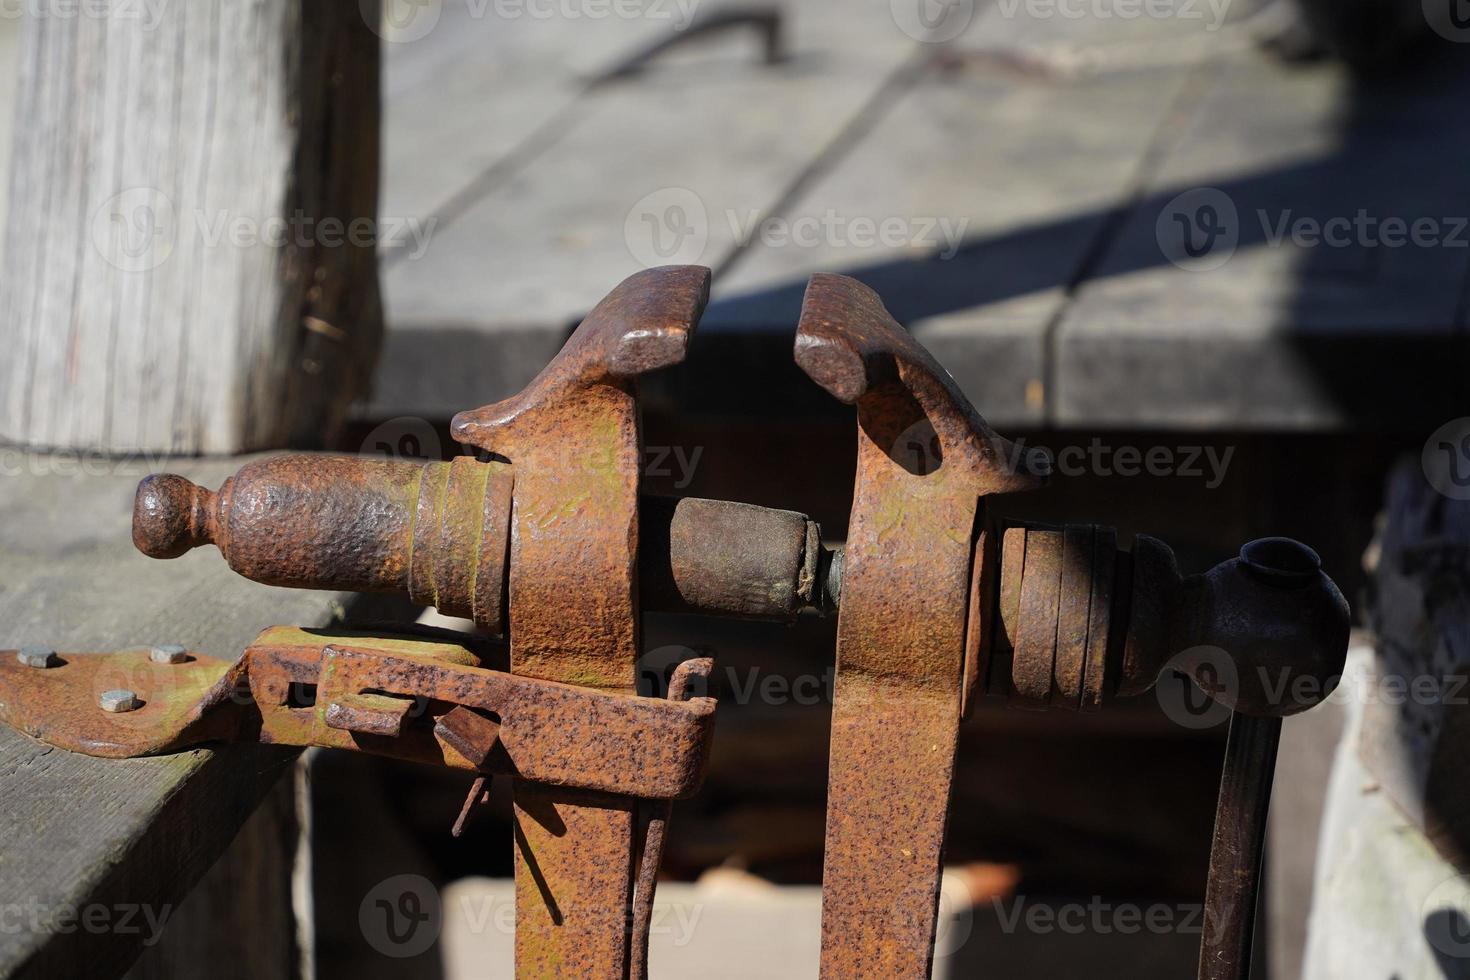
[
  {"x1": 99, "y1": 689, "x2": 142, "y2": 713},
  {"x1": 16, "y1": 646, "x2": 58, "y2": 669},
  {"x1": 150, "y1": 644, "x2": 189, "y2": 665}
]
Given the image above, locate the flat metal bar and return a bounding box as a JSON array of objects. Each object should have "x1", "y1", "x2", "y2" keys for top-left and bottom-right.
[{"x1": 1198, "y1": 712, "x2": 1282, "y2": 980}]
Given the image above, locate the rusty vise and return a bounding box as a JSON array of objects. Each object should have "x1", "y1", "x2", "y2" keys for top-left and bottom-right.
[{"x1": 0, "y1": 266, "x2": 1348, "y2": 979}]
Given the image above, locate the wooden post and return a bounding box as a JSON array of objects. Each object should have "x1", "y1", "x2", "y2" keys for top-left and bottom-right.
[{"x1": 0, "y1": 0, "x2": 383, "y2": 454}]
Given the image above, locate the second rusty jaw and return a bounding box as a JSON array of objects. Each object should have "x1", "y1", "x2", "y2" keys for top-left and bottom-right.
[{"x1": 7, "y1": 266, "x2": 1351, "y2": 980}]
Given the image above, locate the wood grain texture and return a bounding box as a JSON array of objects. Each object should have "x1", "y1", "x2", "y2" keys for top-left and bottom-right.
[
  {"x1": 0, "y1": 456, "x2": 373, "y2": 978},
  {"x1": 0, "y1": 1, "x2": 382, "y2": 454},
  {"x1": 370, "y1": 0, "x2": 918, "y2": 420},
  {"x1": 122, "y1": 764, "x2": 302, "y2": 980}
]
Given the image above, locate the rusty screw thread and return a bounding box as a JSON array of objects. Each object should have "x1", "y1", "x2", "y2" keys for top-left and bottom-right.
[
  {"x1": 134, "y1": 458, "x2": 841, "y2": 628},
  {"x1": 985, "y1": 521, "x2": 1349, "y2": 717}
]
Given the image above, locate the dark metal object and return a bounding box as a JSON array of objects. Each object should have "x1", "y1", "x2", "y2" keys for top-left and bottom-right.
[
  {"x1": 640, "y1": 495, "x2": 830, "y2": 620},
  {"x1": 988, "y1": 524, "x2": 1349, "y2": 718},
  {"x1": 595, "y1": 5, "x2": 785, "y2": 83},
  {"x1": 134, "y1": 455, "x2": 515, "y2": 631},
  {"x1": 1199, "y1": 712, "x2": 1282, "y2": 980}
]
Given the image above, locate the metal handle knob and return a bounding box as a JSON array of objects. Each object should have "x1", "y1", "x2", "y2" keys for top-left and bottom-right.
[{"x1": 988, "y1": 524, "x2": 1350, "y2": 717}]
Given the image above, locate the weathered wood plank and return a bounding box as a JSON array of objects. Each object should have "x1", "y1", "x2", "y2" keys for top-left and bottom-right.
[
  {"x1": 369, "y1": 0, "x2": 918, "y2": 419},
  {"x1": 121, "y1": 763, "x2": 302, "y2": 980},
  {"x1": 379, "y1": 2, "x2": 672, "y2": 234},
  {"x1": 1054, "y1": 46, "x2": 1470, "y2": 429},
  {"x1": 0, "y1": 455, "x2": 368, "y2": 978},
  {"x1": 0, "y1": 2, "x2": 382, "y2": 454},
  {"x1": 702, "y1": 38, "x2": 1195, "y2": 425}
]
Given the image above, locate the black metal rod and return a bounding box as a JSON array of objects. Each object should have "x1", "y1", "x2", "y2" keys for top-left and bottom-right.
[{"x1": 1198, "y1": 712, "x2": 1283, "y2": 980}]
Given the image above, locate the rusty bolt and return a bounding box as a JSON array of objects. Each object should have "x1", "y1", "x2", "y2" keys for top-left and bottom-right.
[
  {"x1": 99, "y1": 690, "x2": 142, "y2": 713},
  {"x1": 150, "y1": 644, "x2": 189, "y2": 665},
  {"x1": 16, "y1": 646, "x2": 58, "y2": 669}
]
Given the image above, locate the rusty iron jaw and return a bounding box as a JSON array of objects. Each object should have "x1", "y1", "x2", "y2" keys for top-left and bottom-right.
[
  {"x1": 796, "y1": 273, "x2": 1043, "y2": 979},
  {"x1": 449, "y1": 265, "x2": 710, "y2": 978}
]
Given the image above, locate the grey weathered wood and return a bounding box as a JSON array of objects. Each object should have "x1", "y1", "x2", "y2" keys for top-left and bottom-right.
[
  {"x1": 0, "y1": 1, "x2": 382, "y2": 454},
  {"x1": 366, "y1": 3, "x2": 1464, "y2": 432},
  {"x1": 704, "y1": 32, "x2": 1194, "y2": 425},
  {"x1": 1055, "y1": 48, "x2": 1470, "y2": 429},
  {"x1": 122, "y1": 767, "x2": 302, "y2": 980},
  {"x1": 0, "y1": 455, "x2": 372, "y2": 979},
  {"x1": 369, "y1": 0, "x2": 918, "y2": 420}
]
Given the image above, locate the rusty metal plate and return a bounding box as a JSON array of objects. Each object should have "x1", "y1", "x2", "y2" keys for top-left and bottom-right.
[
  {"x1": 452, "y1": 265, "x2": 710, "y2": 977},
  {"x1": 0, "y1": 628, "x2": 717, "y2": 801},
  {"x1": 795, "y1": 273, "x2": 1041, "y2": 978}
]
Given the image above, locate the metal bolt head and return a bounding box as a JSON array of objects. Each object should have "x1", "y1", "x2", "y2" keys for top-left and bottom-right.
[
  {"x1": 150, "y1": 644, "x2": 188, "y2": 665},
  {"x1": 99, "y1": 689, "x2": 142, "y2": 713},
  {"x1": 16, "y1": 646, "x2": 58, "y2": 669}
]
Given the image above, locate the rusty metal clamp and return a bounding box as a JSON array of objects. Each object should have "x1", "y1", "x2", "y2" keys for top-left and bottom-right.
[
  {"x1": 793, "y1": 273, "x2": 1043, "y2": 976},
  {"x1": 795, "y1": 275, "x2": 1349, "y2": 980},
  {"x1": 0, "y1": 266, "x2": 1349, "y2": 980},
  {"x1": 3, "y1": 266, "x2": 719, "y2": 980}
]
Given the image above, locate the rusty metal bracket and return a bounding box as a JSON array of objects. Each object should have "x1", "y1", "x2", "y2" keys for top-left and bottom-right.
[
  {"x1": 450, "y1": 264, "x2": 708, "y2": 978},
  {"x1": 794, "y1": 273, "x2": 1042, "y2": 978},
  {"x1": 0, "y1": 626, "x2": 716, "y2": 800}
]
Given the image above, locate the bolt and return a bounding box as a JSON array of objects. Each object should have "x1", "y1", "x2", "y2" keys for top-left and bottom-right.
[
  {"x1": 99, "y1": 689, "x2": 142, "y2": 713},
  {"x1": 16, "y1": 646, "x2": 58, "y2": 669},
  {"x1": 150, "y1": 643, "x2": 188, "y2": 665}
]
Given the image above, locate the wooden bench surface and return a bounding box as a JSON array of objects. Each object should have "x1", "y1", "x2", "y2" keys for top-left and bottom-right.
[
  {"x1": 0, "y1": 455, "x2": 361, "y2": 978},
  {"x1": 371, "y1": 0, "x2": 1470, "y2": 430}
]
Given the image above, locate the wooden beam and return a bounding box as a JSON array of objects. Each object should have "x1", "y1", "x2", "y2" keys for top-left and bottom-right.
[
  {"x1": 0, "y1": 1, "x2": 382, "y2": 454},
  {"x1": 0, "y1": 455, "x2": 390, "y2": 978}
]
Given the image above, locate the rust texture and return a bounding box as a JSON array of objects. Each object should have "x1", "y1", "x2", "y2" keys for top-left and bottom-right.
[
  {"x1": 135, "y1": 470, "x2": 838, "y2": 629},
  {"x1": 983, "y1": 524, "x2": 1348, "y2": 980},
  {"x1": 452, "y1": 265, "x2": 709, "y2": 978},
  {"x1": 640, "y1": 495, "x2": 822, "y2": 620},
  {"x1": 795, "y1": 273, "x2": 1042, "y2": 979},
  {"x1": 0, "y1": 627, "x2": 718, "y2": 800},
  {"x1": 14, "y1": 264, "x2": 1362, "y2": 979},
  {"x1": 133, "y1": 455, "x2": 516, "y2": 636}
]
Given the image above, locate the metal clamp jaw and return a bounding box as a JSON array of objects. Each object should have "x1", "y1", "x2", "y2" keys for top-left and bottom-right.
[{"x1": 0, "y1": 267, "x2": 1349, "y2": 980}]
